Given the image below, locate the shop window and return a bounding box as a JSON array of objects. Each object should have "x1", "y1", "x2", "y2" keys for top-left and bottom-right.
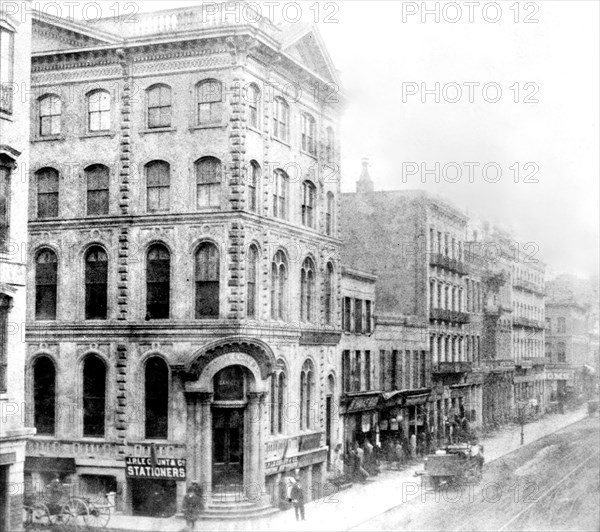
[
  {"x1": 83, "y1": 355, "x2": 106, "y2": 437},
  {"x1": 35, "y1": 249, "x2": 58, "y2": 320},
  {"x1": 85, "y1": 247, "x2": 108, "y2": 320},
  {"x1": 195, "y1": 242, "x2": 220, "y2": 318},
  {"x1": 33, "y1": 355, "x2": 56, "y2": 434},
  {"x1": 146, "y1": 244, "x2": 170, "y2": 320},
  {"x1": 145, "y1": 357, "x2": 168, "y2": 439}
]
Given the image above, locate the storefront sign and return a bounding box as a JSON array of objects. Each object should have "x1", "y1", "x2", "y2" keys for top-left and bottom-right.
[
  {"x1": 125, "y1": 457, "x2": 186, "y2": 480},
  {"x1": 346, "y1": 394, "x2": 380, "y2": 413},
  {"x1": 298, "y1": 433, "x2": 322, "y2": 452},
  {"x1": 265, "y1": 456, "x2": 298, "y2": 475},
  {"x1": 546, "y1": 372, "x2": 573, "y2": 381},
  {"x1": 404, "y1": 394, "x2": 429, "y2": 406}
]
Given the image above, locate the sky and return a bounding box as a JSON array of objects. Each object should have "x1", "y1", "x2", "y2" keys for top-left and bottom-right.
[{"x1": 31, "y1": 0, "x2": 600, "y2": 279}]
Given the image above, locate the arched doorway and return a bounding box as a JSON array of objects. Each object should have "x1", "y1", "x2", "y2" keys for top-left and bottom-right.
[{"x1": 212, "y1": 365, "x2": 246, "y2": 487}]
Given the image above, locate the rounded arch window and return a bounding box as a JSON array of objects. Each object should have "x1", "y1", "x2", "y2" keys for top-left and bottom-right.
[{"x1": 214, "y1": 365, "x2": 246, "y2": 401}]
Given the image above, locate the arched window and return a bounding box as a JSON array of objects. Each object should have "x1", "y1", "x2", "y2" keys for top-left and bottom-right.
[
  {"x1": 300, "y1": 257, "x2": 315, "y2": 322},
  {"x1": 87, "y1": 90, "x2": 111, "y2": 132},
  {"x1": 147, "y1": 84, "x2": 171, "y2": 128},
  {"x1": 300, "y1": 359, "x2": 315, "y2": 430},
  {"x1": 246, "y1": 83, "x2": 260, "y2": 129},
  {"x1": 301, "y1": 181, "x2": 316, "y2": 228},
  {"x1": 326, "y1": 126, "x2": 335, "y2": 162},
  {"x1": 145, "y1": 357, "x2": 169, "y2": 439},
  {"x1": 270, "y1": 360, "x2": 286, "y2": 435},
  {"x1": 146, "y1": 160, "x2": 170, "y2": 212},
  {"x1": 85, "y1": 164, "x2": 110, "y2": 216},
  {"x1": 195, "y1": 243, "x2": 220, "y2": 318},
  {"x1": 146, "y1": 244, "x2": 170, "y2": 320},
  {"x1": 85, "y1": 247, "x2": 108, "y2": 320},
  {"x1": 39, "y1": 94, "x2": 61, "y2": 136},
  {"x1": 301, "y1": 113, "x2": 316, "y2": 155},
  {"x1": 557, "y1": 317, "x2": 566, "y2": 333},
  {"x1": 247, "y1": 245, "x2": 258, "y2": 319},
  {"x1": 35, "y1": 249, "x2": 58, "y2": 320},
  {"x1": 33, "y1": 356, "x2": 56, "y2": 435},
  {"x1": 325, "y1": 262, "x2": 334, "y2": 325},
  {"x1": 273, "y1": 97, "x2": 289, "y2": 142},
  {"x1": 246, "y1": 161, "x2": 260, "y2": 213},
  {"x1": 326, "y1": 192, "x2": 334, "y2": 236},
  {"x1": 196, "y1": 157, "x2": 222, "y2": 208},
  {"x1": 36, "y1": 167, "x2": 59, "y2": 219},
  {"x1": 0, "y1": 161, "x2": 10, "y2": 248},
  {"x1": 272, "y1": 169, "x2": 288, "y2": 220},
  {"x1": 271, "y1": 250, "x2": 287, "y2": 320},
  {"x1": 83, "y1": 355, "x2": 106, "y2": 437},
  {"x1": 197, "y1": 79, "x2": 222, "y2": 124}
]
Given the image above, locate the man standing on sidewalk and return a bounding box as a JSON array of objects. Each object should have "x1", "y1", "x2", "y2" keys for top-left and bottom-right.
[
  {"x1": 290, "y1": 478, "x2": 305, "y2": 521},
  {"x1": 410, "y1": 433, "x2": 417, "y2": 460}
]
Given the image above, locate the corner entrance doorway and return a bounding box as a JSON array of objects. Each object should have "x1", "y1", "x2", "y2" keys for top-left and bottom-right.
[{"x1": 212, "y1": 408, "x2": 244, "y2": 486}]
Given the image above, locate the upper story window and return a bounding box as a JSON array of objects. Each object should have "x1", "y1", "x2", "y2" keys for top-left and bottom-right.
[
  {"x1": 85, "y1": 164, "x2": 109, "y2": 216},
  {"x1": 87, "y1": 90, "x2": 111, "y2": 132},
  {"x1": 300, "y1": 257, "x2": 315, "y2": 323},
  {"x1": 197, "y1": 79, "x2": 222, "y2": 125},
  {"x1": 301, "y1": 181, "x2": 316, "y2": 228},
  {"x1": 342, "y1": 296, "x2": 352, "y2": 332},
  {"x1": 557, "y1": 317, "x2": 566, "y2": 333},
  {"x1": 0, "y1": 25, "x2": 14, "y2": 114},
  {"x1": 36, "y1": 167, "x2": 59, "y2": 219},
  {"x1": 270, "y1": 360, "x2": 286, "y2": 435},
  {"x1": 146, "y1": 160, "x2": 170, "y2": 212},
  {"x1": 354, "y1": 298, "x2": 363, "y2": 334},
  {"x1": 271, "y1": 250, "x2": 287, "y2": 320},
  {"x1": 196, "y1": 157, "x2": 222, "y2": 208},
  {"x1": 246, "y1": 83, "x2": 260, "y2": 129},
  {"x1": 273, "y1": 169, "x2": 289, "y2": 220},
  {"x1": 0, "y1": 294, "x2": 11, "y2": 393},
  {"x1": 365, "y1": 300, "x2": 373, "y2": 334},
  {"x1": 35, "y1": 249, "x2": 58, "y2": 320},
  {"x1": 85, "y1": 246, "x2": 108, "y2": 320},
  {"x1": 246, "y1": 161, "x2": 260, "y2": 213},
  {"x1": 324, "y1": 262, "x2": 334, "y2": 325},
  {"x1": 147, "y1": 84, "x2": 171, "y2": 129},
  {"x1": 146, "y1": 244, "x2": 170, "y2": 320},
  {"x1": 83, "y1": 355, "x2": 106, "y2": 437},
  {"x1": 38, "y1": 94, "x2": 62, "y2": 136},
  {"x1": 33, "y1": 355, "x2": 56, "y2": 435},
  {"x1": 326, "y1": 192, "x2": 334, "y2": 236},
  {"x1": 301, "y1": 113, "x2": 316, "y2": 155},
  {"x1": 300, "y1": 359, "x2": 315, "y2": 430},
  {"x1": 0, "y1": 162, "x2": 10, "y2": 249},
  {"x1": 272, "y1": 97, "x2": 289, "y2": 143},
  {"x1": 145, "y1": 357, "x2": 169, "y2": 439},
  {"x1": 195, "y1": 242, "x2": 220, "y2": 319},
  {"x1": 246, "y1": 245, "x2": 259, "y2": 319},
  {"x1": 326, "y1": 126, "x2": 335, "y2": 162},
  {"x1": 557, "y1": 341, "x2": 566, "y2": 363}
]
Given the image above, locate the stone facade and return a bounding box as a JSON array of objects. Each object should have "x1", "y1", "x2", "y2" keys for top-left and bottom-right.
[
  {"x1": 1, "y1": 3, "x2": 35, "y2": 531},
  {"x1": 25, "y1": 3, "x2": 342, "y2": 516}
]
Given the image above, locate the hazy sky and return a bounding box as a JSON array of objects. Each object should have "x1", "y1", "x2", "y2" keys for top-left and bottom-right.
[{"x1": 33, "y1": 0, "x2": 600, "y2": 279}]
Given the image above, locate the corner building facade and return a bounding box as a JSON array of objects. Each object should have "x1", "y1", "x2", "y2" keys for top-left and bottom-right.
[{"x1": 26, "y1": 3, "x2": 342, "y2": 517}]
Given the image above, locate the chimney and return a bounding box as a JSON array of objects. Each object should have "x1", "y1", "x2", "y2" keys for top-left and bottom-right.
[{"x1": 356, "y1": 157, "x2": 374, "y2": 194}]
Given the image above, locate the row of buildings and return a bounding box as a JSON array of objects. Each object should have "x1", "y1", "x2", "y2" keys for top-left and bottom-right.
[{"x1": 0, "y1": 2, "x2": 598, "y2": 529}]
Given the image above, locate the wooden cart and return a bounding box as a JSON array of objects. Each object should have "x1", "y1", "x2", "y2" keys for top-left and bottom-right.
[{"x1": 422, "y1": 444, "x2": 483, "y2": 490}]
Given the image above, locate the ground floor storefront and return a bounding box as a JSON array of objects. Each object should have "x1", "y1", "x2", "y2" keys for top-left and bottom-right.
[
  {"x1": 482, "y1": 368, "x2": 515, "y2": 427},
  {"x1": 1, "y1": 436, "x2": 29, "y2": 532}
]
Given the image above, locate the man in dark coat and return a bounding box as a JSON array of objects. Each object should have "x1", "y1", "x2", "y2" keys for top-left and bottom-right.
[
  {"x1": 182, "y1": 482, "x2": 202, "y2": 531},
  {"x1": 290, "y1": 479, "x2": 305, "y2": 521}
]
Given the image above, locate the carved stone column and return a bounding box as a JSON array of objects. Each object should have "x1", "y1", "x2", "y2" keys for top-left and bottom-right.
[
  {"x1": 198, "y1": 392, "x2": 213, "y2": 502},
  {"x1": 246, "y1": 391, "x2": 266, "y2": 500}
]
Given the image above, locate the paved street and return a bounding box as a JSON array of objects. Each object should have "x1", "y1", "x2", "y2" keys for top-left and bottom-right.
[{"x1": 357, "y1": 415, "x2": 599, "y2": 532}]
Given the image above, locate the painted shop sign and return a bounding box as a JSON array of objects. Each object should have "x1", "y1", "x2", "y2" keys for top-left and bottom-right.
[
  {"x1": 125, "y1": 457, "x2": 186, "y2": 480},
  {"x1": 298, "y1": 433, "x2": 322, "y2": 452},
  {"x1": 546, "y1": 372, "x2": 573, "y2": 381},
  {"x1": 346, "y1": 394, "x2": 380, "y2": 413}
]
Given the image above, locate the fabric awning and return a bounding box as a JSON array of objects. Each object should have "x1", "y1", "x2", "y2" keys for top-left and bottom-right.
[
  {"x1": 404, "y1": 393, "x2": 429, "y2": 406},
  {"x1": 25, "y1": 457, "x2": 76, "y2": 474}
]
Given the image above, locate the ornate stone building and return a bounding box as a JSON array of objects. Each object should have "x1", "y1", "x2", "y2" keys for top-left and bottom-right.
[
  {"x1": 25, "y1": 2, "x2": 342, "y2": 517},
  {"x1": 1, "y1": 2, "x2": 35, "y2": 531}
]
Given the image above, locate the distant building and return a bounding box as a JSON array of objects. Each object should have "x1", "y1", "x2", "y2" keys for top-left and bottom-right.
[{"x1": 1, "y1": 2, "x2": 35, "y2": 531}]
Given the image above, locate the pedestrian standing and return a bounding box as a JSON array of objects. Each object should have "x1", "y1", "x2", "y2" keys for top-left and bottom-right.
[
  {"x1": 409, "y1": 433, "x2": 417, "y2": 460},
  {"x1": 354, "y1": 443, "x2": 369, "y2": 482},
  {"x1": 182, "y1": 482, "x2": 201, "y2": 531},
  {"x1": 394, "y1": 440, "x2": 404, "y2": 470},
  {"x1": 290, "y1": 479, "x2": 305, "y2": 521}
]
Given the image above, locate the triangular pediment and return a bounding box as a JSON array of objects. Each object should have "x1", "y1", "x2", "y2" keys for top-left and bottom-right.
[
  {"x1": 32, "y1": 13, "x2": 121, "y2": 53},
  {"x1": 281, "y1": 25, "x2": 339, "y2": 84}
]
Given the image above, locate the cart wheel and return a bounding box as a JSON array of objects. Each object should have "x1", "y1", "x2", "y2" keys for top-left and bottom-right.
[
  {"x1": 85, "y1": 505, "x2": 111, "y2": 528},
  {"x1": 60, "y1": 497, "x2": 89, "y2": 528},
  {"x1": 29, "y1": 502, "x2": 54, "y2": 526}
]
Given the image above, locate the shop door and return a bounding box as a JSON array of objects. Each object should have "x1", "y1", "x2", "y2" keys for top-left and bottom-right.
[{"x1": 212, "y1": 408, "x2": 244, "y2": 487}]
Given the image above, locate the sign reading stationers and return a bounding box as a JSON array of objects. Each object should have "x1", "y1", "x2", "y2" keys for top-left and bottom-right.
[{"x1": 125, "y1": 457, "x2": 187, "y2": 480}]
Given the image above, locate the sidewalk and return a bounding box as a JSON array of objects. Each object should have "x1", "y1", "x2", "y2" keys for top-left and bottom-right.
[{"x1": 104, "y1": 407, "x2": 587, "y2": 532}]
